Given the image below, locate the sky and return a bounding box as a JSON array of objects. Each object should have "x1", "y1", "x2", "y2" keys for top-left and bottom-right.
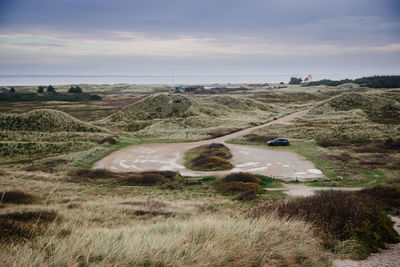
[{"x1": 0, "y1": 0, "x2": 399, "y2": 77}]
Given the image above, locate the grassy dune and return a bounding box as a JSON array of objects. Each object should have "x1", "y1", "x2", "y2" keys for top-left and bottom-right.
[
  {"x1": 0, "y1": 171, "x2": 331, "y2": 267},
  {"x1": 0, "y1": 109, "x2": 113, "y2": 165},
  {"x1": 232, "y1": 90, "x2": 400, "y2": 187},
  {"x1": 101, "y1": 93, "x2": 291, "y2": 141},
  {"x1": 0, "y1": 109, "x2": 106, "y2": 132},
  {"x1": 1, "y1": 85, "x2": 400, "y2": 266}
]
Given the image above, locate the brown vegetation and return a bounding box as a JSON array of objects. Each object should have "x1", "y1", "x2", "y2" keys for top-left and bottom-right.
[
  {"x1": 251, "y1": 190, "x2": 400, "y2": 256},
  {"x1": 187, "y1": 143, "x2": 233, "y2": 171},
  {"x1": 70, "y1": 169, "x2": 181, "y2": 185},
  {"x1": 0, "y1": 191, "x2": 37, "y2": 205},
  {"x1": 0, "y1": 210, "x2": 61, "y2": 242}
]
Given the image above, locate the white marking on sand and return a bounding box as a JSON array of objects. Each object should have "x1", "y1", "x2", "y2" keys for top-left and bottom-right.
[
  {"x1": 247, "y1": 167, "x2": 269, "y2": 172},
  {"x1": 238, "y1": 150, "x2": 249, "y2": 155},
  {"x1": 237, "y1": 162, "x2": 260, "y2": 168},
  {"x1": 283, "y1": 165, "x2": 290, "y2": 168},
  {"x1": 120, "y1": 160, "x2": 142, "y2": 170},
  {"x1": 307, "y1": 169, "x2": 323, "y2": 174}
]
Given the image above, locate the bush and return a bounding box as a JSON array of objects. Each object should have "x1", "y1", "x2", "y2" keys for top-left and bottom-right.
[
  {"x1": 124, "y1": 173, "x2": 168, "y2": 185},
  {"x1": 235, "y1": 189, "x2": 257, "y2": 201},
  {"x1": 251, "y1": 191, "x2": 400, "y2": 255},
  {"x1": 47, "y1": 85, "x2": 56, "y2": 93},
  {"x1": 97, "y1": 136, "x2": 119, "y2": 145},
  {"x1": 358, "y1": 186, "x2": 400, "y2": 215},
  {"x1": 0, "y1": 92, "x2": 101, "y2": 102},
  {"x1": 223, "y1": 172, "x2": 262, "y2": 184},
  {"x1": 0, "y1": 191, "x2": 37, "y2": 204},
  {"x1": 217, "y1": 181, "x2": 260, "y2": 193},
  {"x1": 289, "y1": 77, "x2": 302, "y2": 84},
  {"x1": 0, "y1": 210, "x2": 61, "y2": 242},
  {"x1": 187, "y1": 143, "x2": 233, "y2": 170},
  {"x1": 73, "y1": 169, "x2": 117, "y2": 179},
  {"x1": 68, "y1": 86, "x2": 83, "y2": 93},
  {"x1": 71, "y1": 170, "x2": 181, "y2": 185},
  {"x1": 305, "y1": 75, "x2": 400, "y2": 88},
  {"x1": 192, "y1": 155, "x2": 233, "y2": 170}
]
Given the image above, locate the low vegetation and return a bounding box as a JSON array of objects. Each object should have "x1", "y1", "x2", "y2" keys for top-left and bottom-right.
[
  {"x1": 251, "y1": 190, "x2": 400, "y2": 258},
  {"x1": 185, "y1": 143, "x2": 233, "y2": 171},
  {"x1": 305, "y1": 75, "x2": 400, "y2": 88},
  {"x1": 0, "y1": 210, "x2": 61, "y2": 242},
  {"x1": 0, "y1": 191, "x2": 37, "y2": 205},
  {"x1": 101, "y1": 93, "x2": 290, "y2": 141},
  {"x1": 2, "y1": 84, "x2": 400, "y2": 266},
  {"x1": 217, "y1": 172, "x2": 264, "y2": 201},
  {"x1": 71, "y1": 169, "x2": 181, "y2": 185},
  {"x1": 233, "y1": 90, "x2": 400, "y2": 186},
  {"x1": 0, "y1": 92, "x2": 101, "y2": 102}
]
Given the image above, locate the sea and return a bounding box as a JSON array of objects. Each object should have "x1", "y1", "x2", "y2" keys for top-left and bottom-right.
[{"x1": 0, "y1": 73, "x2": 384, "y2": 86}]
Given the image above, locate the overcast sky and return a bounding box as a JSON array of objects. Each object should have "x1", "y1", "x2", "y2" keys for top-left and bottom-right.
[{"x1": 0, "y1": 0, "x2": 399, "y2": 77}]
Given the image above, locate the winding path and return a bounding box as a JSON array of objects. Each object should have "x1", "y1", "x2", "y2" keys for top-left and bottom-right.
[{"x1": 93, "y1": 110, "x2": 324, "y2": 179}]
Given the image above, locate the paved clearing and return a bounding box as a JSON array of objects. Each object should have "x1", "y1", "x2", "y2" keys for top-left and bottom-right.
[{"x1": 94, "y1": 110, "x2": 324, "y2": 179}]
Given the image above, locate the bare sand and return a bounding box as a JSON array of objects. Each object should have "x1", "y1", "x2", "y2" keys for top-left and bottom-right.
[{"x1": 93, "y1": 110, "x2": 324, "y2": 179}]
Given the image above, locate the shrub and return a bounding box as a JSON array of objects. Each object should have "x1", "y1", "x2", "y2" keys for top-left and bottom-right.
[
  {"x1": 188, "y1": 143, "x2": 233, "y2": 170},
  {"x1": 68, "y1": 86, "x2": 83, "y2": 93},
  {"x1": 251, "y1": 191, "x2": 400, "y2": 255},
  {"x1": 217, "y1": 181, "x2": 260, "y2": 193},
  {"x1": 122, "y1": 171, "x2": 180, "y2": 185},
  {"x1": 223, "y1": 172, "x2": 262, "y2": 184},
  {"x1": 0, "y1": 191, "x2": 37, "y2": 204},
  {"x1": 73, "y1": 169, "x2": 117, "y2": 179},
  {"x1": 192, "y1": 155, "x2": 233, "y2": 170},
  {"x1": 124, "y1": 173, "x2": 168, "y2": 185},
  {"x1": 289, "y1": 77, "x2": 302, "y2": 84},
  {"x1": 0, "y1": 92, "x2": 102, "y2": 102},
  {"x1": 0, "y1": 210, "x2": 61, "y2": 242},
  {"x1": 235, "y1": 189, "x2": 257, "y2": 201},
  {"x1": 97, "y1": 136, "x2": 119, "y2": 145},
  {"x1": 47, "y1": 85, "x2": 56, "y2": 93},
  {"x1": 358, "y1": 186, "x2": 400, "y2": 215}
]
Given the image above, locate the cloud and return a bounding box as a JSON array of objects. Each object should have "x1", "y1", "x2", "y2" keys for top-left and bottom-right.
[{"x1": 1, "y1": 27, "x2": 399, "y2": 63}]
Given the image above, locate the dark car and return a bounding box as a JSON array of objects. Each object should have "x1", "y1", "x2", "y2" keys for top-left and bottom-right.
[{"x1": 267, "y1": 138, "x2": 290, "y2": 146}]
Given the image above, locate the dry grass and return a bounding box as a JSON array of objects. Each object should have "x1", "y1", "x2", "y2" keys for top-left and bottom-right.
[
  {"x1": 0, "y1": 215, "x2": 331, "y2": 267},
  {"x1": 101, "y1": 93, "x2": 293, "y2": 141}
]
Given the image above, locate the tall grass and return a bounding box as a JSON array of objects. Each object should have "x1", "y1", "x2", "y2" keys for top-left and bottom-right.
[
  {"x1": 0, "y1": 109, "x2": 107, "y2": 132},
  {"x1": 0, "y1": 215, "x2": 331, "y2": 266}
]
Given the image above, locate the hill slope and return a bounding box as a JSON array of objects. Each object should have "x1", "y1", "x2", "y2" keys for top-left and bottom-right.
[
  {"x1": 102, "y1": 93, "x2": 284, "y2": 140},
  {"x1": 309, "y1": 92, "x2": 400, "y2": 122},
  {"x1": 0, "y1": 109, "x2": 106, "y2": 132}
]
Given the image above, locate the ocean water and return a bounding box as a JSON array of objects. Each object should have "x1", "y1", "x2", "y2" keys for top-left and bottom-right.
[{"x1": 0, "y1": 73, "x2": 376, "y2": 86}]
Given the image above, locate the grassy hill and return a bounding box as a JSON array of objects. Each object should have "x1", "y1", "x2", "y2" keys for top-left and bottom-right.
[
  {"x1": 102, "y1": 93, "x2": 287, "y2": 140},
  {"x1": 0, "y1": 109, "x2": 106, "y2": 132},
  {"x1": 0, "y1": 109, "x2": 113, "y2": 165},
  {"x1": 309, "y1": 92, "x2": 400, "y2": 123}
]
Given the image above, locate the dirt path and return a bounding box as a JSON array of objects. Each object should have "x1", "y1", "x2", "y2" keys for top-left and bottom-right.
[{"x1": 93, "y1": 110, "x2": 324, "y2": 179}]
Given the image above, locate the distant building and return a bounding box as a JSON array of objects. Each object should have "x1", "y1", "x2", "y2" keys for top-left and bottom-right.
[{"x1": 0, "y1": 88, "x2": 10, "y2": 94}]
